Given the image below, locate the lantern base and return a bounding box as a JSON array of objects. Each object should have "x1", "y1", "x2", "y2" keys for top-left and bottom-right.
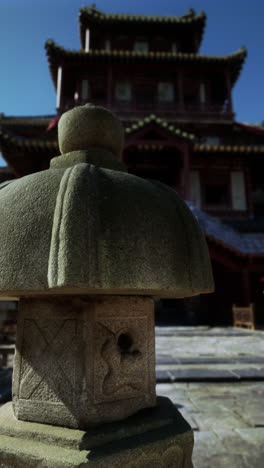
[
  {"x1": 13, "y1": 295, "x2": 156, "y2": 428},
  {"x1": 0, "y1": 396, "x2": 193, "y2": 467}
]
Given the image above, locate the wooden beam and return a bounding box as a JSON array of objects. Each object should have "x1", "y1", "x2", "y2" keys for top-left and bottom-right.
[
  {"x1": 182, "y1": 144, "x2": 190, "y2": 199},
  {"x1": 107, "y1": 64, "x2": 113, "y2": 108},
  {"x1": 85, "y1": 29, "x2": 90, "y2": 52},
  {"x1": 245, "y1": 167, "x2": 254, "y2": 216},
  {"x1": 225, "y1": 69, "x2": 233, "y2": 114},
  {"x1": 177, "y1": 69, "x2": 184, "y2": 112},
  {"x1": 56, "y1": 66, "x2": 62, "y2": 111},
  {"x1": 0, "y1": 296, "x2": 19, "y2": 301},
  {"x1": 208, "y1": 247, "x2": 243, "y2": 272},
  {"x1": 242, "y1": 269, "x2": 251, "y2": 305}
]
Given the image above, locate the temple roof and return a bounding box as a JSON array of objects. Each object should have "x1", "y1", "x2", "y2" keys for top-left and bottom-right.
[
  {"x1": 194, "y1": 143, "x2": 264, "y2": 154},
  {"x1": 79, "y1": 6, "x2": 206, "y2": 51},
  {"x1": 234, "y1": 122, "x2": 264, "y2": 136},
  {"x1": 187, "y1": 201, "x2": 264, "y2": 257},
  {"x1": 0, "y1": 115, "x2": 53, "y2": 127},
  {"x1": 2, "y1": 115, "x2": 264, "y2": 156},
  {"x1": 80, "y1": 5, "x2": 205, "y2": 26},
  {"x1": 125, "y1": 115, "x2": 196, "y2": 141},
  {"x1": 45, "y1": 40, "x2": 247, "y2": 90},
  {"x1": 0, "y1": 130, "x2": 57, "y2": 151}
]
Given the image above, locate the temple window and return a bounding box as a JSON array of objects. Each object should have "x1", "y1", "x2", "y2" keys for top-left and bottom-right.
[
  {"x1": 155, "y1": 37, "x2": 168, "y2": 52},
  {"x1": 199, "y1": 82, "x2": 206, "y2": 103},
  {"x1": 205, "y1": 136, "x2": 220, "y2": 145},
  {"x1": 85, "y1": 29, "x2": 90, "y2": 52},
  {"x1": 115, "y1": 36, "x2": 130, "y2": 49},
  {"x1": 204, "y1": 184, "x2": 228, "y2": 205},
  {"x1": 92, "y1": 85, "x2": 107, "y2": 102},
  {"x1": 105, "y1": 39, "x2": 111, "y2": 51},
  {"x1": 190, "y1": 171, "x2": 201, "y2": 208},
  {"x1": 81, "y1": 79, "x2": 89, "y2": 100},
  {"x1": 158, "y1": 82, "x2": 174, "y2": 102},
  {"x1": 231, "y1": 171, "x2": 247, "y2": 210},
  {"x1": 134, "y1": 41, "x2": 149, "y2": 52},
  {"x1": 202, "y1": 172, "x2": 230, "y2": 207},
  {"x1": 115, "y1": 82, "x2": 132, "y2": 101},
  {"x1": 184, "y1": 78, "x2": 198, "y2": 107},
  {"x1": 135, "y1": 83, "x2": 154, "y2": 105}
]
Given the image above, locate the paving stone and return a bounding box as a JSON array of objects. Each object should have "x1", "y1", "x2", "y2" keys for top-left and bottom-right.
[
  {"x1": 241, "y1": 454, "x2": 264, "y2": 468},
  {"x1": 169, "y1": 368, "x2": 237, "y2": 381},
  {"x1": 235, "y1": 409, "x2": 264, "y2": 427},
  {"x1": 236, "y1": 356, "x2": 264, "y2": 364},
  {"x1": 192, "y1": 430, "x2": 227, "y2": 467},
  {"x1": 180, "y1": 410, "x2": 199, "y2": 430},
  {"x1": 156, "y1": 364, "x2": 264, "y2": 382},
  {"x1": 156, "y1": 383, "x2": 194, "y2": 412},
  {"x1": 193, "y1": 412, "x2": 249, "y2": 430},
  {"x1": 177, "y1": 357, "x2": 238, "y2": 364},
  {"x1": 156, "y1": 328, "x2": 264, "y2": 468},
  {"x1": 216, "y1": 428, "x2": 264, "y2": 454},
  {"x1": 232, "y1": 368, "x2": 264, "y2": 379},
  {"x1": 155, "y1": 370, "x2": 172, "y2": 382},
  {"x1": 156, "y1": 356, "x2": 264, "y2": 365},
  {"x1": 155, "y1": 327, "x2": 264, "y2": 359},
  {"x1": 193, "y1": 453, "x2": 248, "y2": 468},
  {"x1": 189, "y1": 399, "x2": 233, "y2": 414},
  {"x1": 156, "y1": 355, "x2": 180, "y2": 364},
  {"x1": 236, "y1": 428, "x2": 264, "y2": 444},
  {"x1": 156, "y1": 382, "x2": 189, "y2": 392}
]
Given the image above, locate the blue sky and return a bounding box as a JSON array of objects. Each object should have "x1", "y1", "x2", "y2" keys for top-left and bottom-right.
[{"x1": 0, "y1": 0, "x2": 264, "y2": 165}]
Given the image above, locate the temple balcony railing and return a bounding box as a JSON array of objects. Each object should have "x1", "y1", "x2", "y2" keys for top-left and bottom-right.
[
  {"x1": 62, "y1": 99, "x2": 234, "y2": 122},
  {"x1": 111, "y1": 102, "x2": 234, "y2": 122}
]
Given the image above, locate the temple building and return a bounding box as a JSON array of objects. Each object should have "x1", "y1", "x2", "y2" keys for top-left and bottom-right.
[{"x1": 0, "y1": 5, "x2": 264, "y2": 326}]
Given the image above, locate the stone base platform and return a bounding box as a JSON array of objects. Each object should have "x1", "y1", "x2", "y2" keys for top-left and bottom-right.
[{"x1": 0, "y1": 397, "x2": 193, "y2": 467}]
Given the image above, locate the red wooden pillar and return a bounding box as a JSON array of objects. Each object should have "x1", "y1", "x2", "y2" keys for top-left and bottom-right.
[
  {"x1": 225, "y1": 70, "x2": 233, "y2": 114},
  {"x1": 177, "y1": 69, "x2": 184, "y2": 113},
  {"x1": 242, "y1": 268, "x2": 251, "y2": 305},
  {"x1": 245, "y1": 167, "x2": 254, "y2": 216},
  {"x1": 56, "y1": 66, "x2": 63, "y2": 113},
  {"x1": 194, "y1": 32, "x2": 199, "y2": 52},
  {"x1": 182, "y1": 144, "x2": 190, "y2": 199},
  {"x1": 107, "y1": 64, "x2": 113, "y2": 108}
]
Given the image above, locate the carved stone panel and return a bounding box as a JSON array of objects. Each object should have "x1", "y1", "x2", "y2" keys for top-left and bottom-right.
[{"x1": 12, "y1": 296, "x2": 156, "y2": 429}]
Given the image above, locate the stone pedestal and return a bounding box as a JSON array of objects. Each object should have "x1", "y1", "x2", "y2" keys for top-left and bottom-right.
[
  {"x1": 0, "y1": 397, "x2": 194, "y2": 468},
  {"x1": 12, "y1": 296, "x2": 156, "y2": 429}
]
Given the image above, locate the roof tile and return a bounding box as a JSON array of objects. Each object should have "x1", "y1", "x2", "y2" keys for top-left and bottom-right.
[{"x1": 186, "y1": 201, "x2": 264, "y2": 255}]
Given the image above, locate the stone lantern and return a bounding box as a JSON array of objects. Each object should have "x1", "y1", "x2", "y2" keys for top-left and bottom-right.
[{"x1": 0, "y1": 105, "x2": 213, "y2": 467}]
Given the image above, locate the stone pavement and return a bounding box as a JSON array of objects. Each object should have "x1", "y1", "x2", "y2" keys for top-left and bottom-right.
[
  {"x1": 1, "y1": 327, "x2": 264, "y2": 467},
  {"x1": 156, "y1": 326, "x2": 264, "y2": 382},
  {"x1": 156, "y1": 327, "x2": 264, "y2": 467}
]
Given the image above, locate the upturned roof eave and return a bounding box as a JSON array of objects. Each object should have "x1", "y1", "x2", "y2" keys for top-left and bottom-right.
[
  {"x1": 194, "y1": 143, "x2": 264, "y2": 154},
  {"x1": 0, "y1": 115, "x2": 55, "y2": 127},
  {"x1": 79, "y1": 6, "x2": 206, "y2": 25},
  {"x1": 125, "y1": 114, "x2": 196, "y2": 142},
  {"x1": 0, "y1": 129, "x2": 58, "y2": 152},
  {"x1": 4, "y1": 118, "x2": 264, "y2": 155},
  {"x1": 206, "y1": 233, "x2": 264, "y2": 259},
  {"x1": 78, "y1": 6, "x2": 206, "y2": 48},
  {"x1": 45, "y1": 39, "x2": 247, "y2": 89}
]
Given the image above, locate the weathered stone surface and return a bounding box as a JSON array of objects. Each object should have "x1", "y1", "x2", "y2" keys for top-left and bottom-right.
[
  {"x1": 0, "y1": 105, "x2": 213, "y2": 298},
  {"x1": 58, "y1": 104, "x2": 124, "y2": 158},
  {"x1": 12, "y1": 296, "x2": 156, "y2": 428},
  {"x1": 0, "y1": 397, "x2": 194, "y2": 467}
]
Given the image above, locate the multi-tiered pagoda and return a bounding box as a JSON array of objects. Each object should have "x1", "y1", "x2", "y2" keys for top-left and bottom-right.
[{"x1": 0, "y1": 5, "x2": 264, "y2": 326}]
